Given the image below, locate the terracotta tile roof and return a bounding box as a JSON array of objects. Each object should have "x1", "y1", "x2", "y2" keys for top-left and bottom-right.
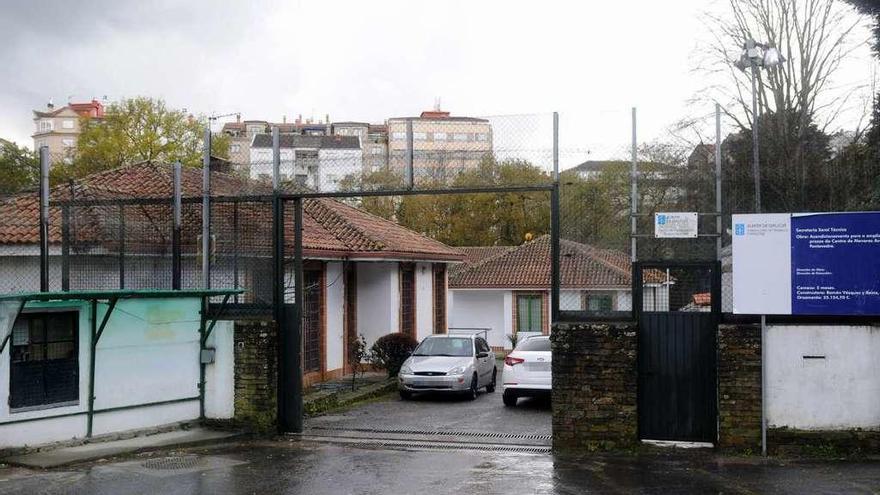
[
  {"x1": 449, "y1": 235, "x2": 633, "y2": 289},
  {"x1": 0, "y1": 162, "x2": 462, "y2": 261},
  {"x1": 450, "y1": 246, "x2": 513, "y2": 276}
]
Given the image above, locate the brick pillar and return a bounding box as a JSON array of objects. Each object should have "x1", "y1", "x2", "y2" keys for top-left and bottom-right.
[
  {"x1": 551, "y1": 322, "x2": 637, "y2": 452},
  {"x1": 717, "y1": 323, "x2": 762, "y2": 450},
  {"x1": 233, "y1": 319, "x2": 278, "y2": 431}
]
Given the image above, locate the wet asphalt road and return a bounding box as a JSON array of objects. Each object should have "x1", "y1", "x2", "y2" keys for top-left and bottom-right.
[
  {"x1": 2, "y1": 441, "x2": 880, "y2": 495},
  {"x1": 1, "y1": 366, "x2": 878, "y2": 494}
]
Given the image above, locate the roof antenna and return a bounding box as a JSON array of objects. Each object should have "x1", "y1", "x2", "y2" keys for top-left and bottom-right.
[{"x1": 434, "y1": 97, "x2": 442, "y2": 111}]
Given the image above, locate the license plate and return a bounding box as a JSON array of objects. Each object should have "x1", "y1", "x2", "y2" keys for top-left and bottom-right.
[{"x1": 525, "y1": 362, "x2": 550, "y2": 372}]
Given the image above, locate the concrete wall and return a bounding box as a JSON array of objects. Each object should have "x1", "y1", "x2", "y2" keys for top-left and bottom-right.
[
  {"x1": 325, "y1": 262, "x2": 345, "y2": 371},
  {"x1": 766, "y1": 324, "x2": 880, "y2": 430},
  {"x1": 0, "y1": 297, "x2": 234, "y2": 449},
  {"x1": 357, "y1": 262, "x2": 399, "y2": 348},
  {"x1": 448, "y1": 289, "x2": 511, "y2": 349},
  {"x1": 415, "y1": 262, "x2": 434, "y2": 341}
]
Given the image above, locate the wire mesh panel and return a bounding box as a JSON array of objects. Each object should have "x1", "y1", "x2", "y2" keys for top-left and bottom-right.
[
  {"x1": 121, "y1": 202, "x2": 174, "y2": 290},
  {"x1": 637, "y1": 264, "x2": 717, "y2": 313},
  {"x1": 68, "y1": 203, "x2": 122, "y2": 290}
]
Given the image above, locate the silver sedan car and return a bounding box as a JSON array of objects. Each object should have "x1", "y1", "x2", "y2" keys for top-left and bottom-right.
[{"x1": 398, "y1": 334, "x2": 497, "y2": 400}]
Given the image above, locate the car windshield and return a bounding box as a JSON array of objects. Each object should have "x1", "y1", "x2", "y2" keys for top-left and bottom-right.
[
  {"x1": 517, "y1": 338, "x2": 551, "y2": 352},
  {"x1": 413, "y1": 337, "x2": 473, "y2": 357}
]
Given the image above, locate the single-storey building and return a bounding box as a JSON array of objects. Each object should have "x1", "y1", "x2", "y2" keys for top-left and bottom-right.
[
  {"x1": 448, "y1": 235, "x2": 669, "y2": 350},
  {"x1": 0, "y1": 290, "x2": 237, "y2": 450},
  {"x1": 0, "y1": 162, "x2": 463, "y2": 389}
]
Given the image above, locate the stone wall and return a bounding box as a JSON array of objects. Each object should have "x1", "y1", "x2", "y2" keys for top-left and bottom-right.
[
  {"x1": 717, "y1": 323, "x2": 762, "y2": 450},
  {"x1": 551, "y1": 321, "x2": 637, "y2": 452},
  {"x1": 233, "y1": 319, "x2": 278, "y2": 431}
]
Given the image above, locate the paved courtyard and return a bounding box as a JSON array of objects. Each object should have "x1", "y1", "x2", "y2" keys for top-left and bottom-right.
[{"x1": 306, "y1": 360, "x2": 552, "y2": 439}]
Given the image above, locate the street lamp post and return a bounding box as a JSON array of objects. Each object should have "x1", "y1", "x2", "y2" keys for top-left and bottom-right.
[{"x1": 736, "y1": 39, "x2": 785, "y2": 214}]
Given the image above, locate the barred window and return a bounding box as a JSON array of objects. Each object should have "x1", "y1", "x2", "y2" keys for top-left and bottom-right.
[{"x1": 10, "y1": 311, "x2": 79, "y2": 410}]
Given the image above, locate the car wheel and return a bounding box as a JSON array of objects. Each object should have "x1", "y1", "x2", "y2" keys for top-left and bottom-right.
[
  {"x1": 467, "y1": 374, "x2": 478, "y2": 400},
  {"x1": 400, "y1": 390, "x2": 412, "y2": 400},
  {"x1": 503, "y1": 391, "x2": 517, "y2": 407},
  {"x1": 485, "y1": 368, "x2": 497, "y2": 393}
]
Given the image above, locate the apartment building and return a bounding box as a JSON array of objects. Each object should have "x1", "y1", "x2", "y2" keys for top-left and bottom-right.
[
  {"x1": 386, "y1": 109, "x2": 493, "y2": 179},
  {"x1": 32, "y1": 99, "x2": 105, "y2": 164},
  {"x1": 249, "y1": 134, "x2": 362, "y2": 192}
]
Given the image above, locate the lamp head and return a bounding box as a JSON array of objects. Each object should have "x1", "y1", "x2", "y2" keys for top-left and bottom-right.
[{"x1": 763, "y1": 47, "x2": 784, "y2": 67}]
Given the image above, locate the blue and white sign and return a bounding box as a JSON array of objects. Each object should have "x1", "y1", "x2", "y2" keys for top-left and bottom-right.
[
  {"x1": 733, "y1": 212, "x2": 880, "y2": 315},
  {"x1": 654, "y1": 212, "x2": 698, "y2": 238}
]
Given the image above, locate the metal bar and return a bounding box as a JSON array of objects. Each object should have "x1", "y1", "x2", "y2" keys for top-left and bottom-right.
[
  {"x1": 272, "y1": 126, "x2": 281, "y2": 191},
  {"x1": 198, "y1": 296, "x2": 207, "y2": 420},
  {"x1": 118, "y1": 205, "x2": 125, "y2": 289},
  {"x1": 405, "y1": 120, "x2": 414, "y2": 189},
  {"x1": 0, "y1": 397, "x2": 201, "y2": 427},
  {"x1": 273, "y1": 195, "x2": 286, "y2": 432},
  {"x1": 87, "y1": 299, "x2": 97, "y2": 437},
  {"x1": 550, "y1": 183, "x2": 560, "y2": 324},
  {"x1": 202, "y1": 127, "x2": 212, "y2": 289},
  {"x1": 58, "y1": 184, "x2": 557, "y2": 207},
  {"x1": 278, "y1": 184, "x2": 555, "y2": 200},
  {"x1": 202, "y1": 294, "x2": 230, "y2": 345},
  {"x1": 761, "y1": 314, "x2": 767, "y2": 456},
  {"x1": 290, "y1": 197, "x2": 304, "y2": 432},
  {"x1": 751, "y1": 66, "x2": 761, "y2": 213},
  {"x1": 233, "y1": 201, "x2": 240, "y2": 303},
  {"x1": 631, "y1": 234, "x2": 722, "y2": 238},
  {"x1": 715, "y1": 103, "x2": 723, "y2": 260},
  {"x1": 61, "y1": 205, "x2": 70, "y2": 291},
  {"x1": 630, "y1": 108, "x2": 638, "y2": 263},
  {"x1": 631, "y1": 212, "x2": 722, "y2": 217},
  {"x1": 94, "y1": 298, "x2": 118, "y2": 344},
  {"x1": 552, "y1": 112, "x2": 559, "y2": 181},
  {"x1": 172, "y1": 162, "x2": 182, "y2": 290},
  {"x1": 39, "y1": 146, "x2": 49, "y2": 292},
  {"x1": 0, "y1": 300, "x2": 28, "y2": 356}
]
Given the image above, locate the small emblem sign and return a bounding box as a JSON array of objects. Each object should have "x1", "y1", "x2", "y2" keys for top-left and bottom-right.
[{"x1": 654, "y1": 212, "x2": 698, "y2": 238}]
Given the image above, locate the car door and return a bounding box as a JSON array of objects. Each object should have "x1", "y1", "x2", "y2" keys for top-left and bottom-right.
[{"x1": 475, "y1": 338, "x2": 492, "y2": 385}]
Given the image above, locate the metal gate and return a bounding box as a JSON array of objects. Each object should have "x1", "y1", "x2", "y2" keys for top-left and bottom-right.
[{"x1": 634, "y1": 261, "x2": 720, "y2": 443}]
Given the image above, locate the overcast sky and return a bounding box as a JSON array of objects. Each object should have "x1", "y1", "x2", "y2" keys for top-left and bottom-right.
[{"x1": 1, "y1": 0, "x2": 875, "y2": 169}]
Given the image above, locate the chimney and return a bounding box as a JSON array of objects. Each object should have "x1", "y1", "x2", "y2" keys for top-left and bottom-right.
[
  {"x1": 283, "y1": 115, "x2": 287, "y2": 124},
  {"x1": 325, "y1": 113, "x2": 330, "y2": 124},
  {"x1": 236, "y1": 113, "x2": 241, "y2": 123},
  {"x1": 296, "y1": 114, "x2": 302, "y2": 126},
  {"x1": 47, "y1": 97, "x2": 54, "y2": 110}
]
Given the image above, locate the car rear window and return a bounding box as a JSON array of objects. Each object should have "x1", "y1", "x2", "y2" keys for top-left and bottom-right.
[{"x1": 517, "y1": 338, "x2": 551, "y2": 352}]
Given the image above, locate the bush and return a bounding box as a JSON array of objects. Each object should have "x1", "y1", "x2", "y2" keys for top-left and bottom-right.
[{"x1": 370, "y1": 333, "x2": 418, "y2": 377}]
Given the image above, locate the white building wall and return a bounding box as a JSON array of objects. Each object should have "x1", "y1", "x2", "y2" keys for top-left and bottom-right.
[
  {"x1": 325, "y1": 262, "x2": 345, "y2": 371},
  {"x1": 318, "y1": 149, "x2": 362, "y2": 192},
  {"x1": 415, "y1": 262, "x2": 434, "y2": 341},
  {"x1": 0, "y1": 298, "x2": 235, "y2": 449},
  {"x1": 767, "y1": 324, "x2": 880, "y2": 430},
  {"x1": 449, "y1": 289, "x2": 509, "y2": 349},
  {"x1": 357, "y1": 262, "x2": 399, "y2": 348}
]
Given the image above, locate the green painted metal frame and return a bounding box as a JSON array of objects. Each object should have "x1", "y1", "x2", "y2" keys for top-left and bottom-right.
[{"x1": 0, "y1": 289, "x2": 241, "y2": 437}]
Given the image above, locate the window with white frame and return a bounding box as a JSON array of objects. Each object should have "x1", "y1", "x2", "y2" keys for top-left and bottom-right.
[
  {"x1": 231, "y1": 144, "x2": 241, "y2": 153},
  {"x1": 391, "y1": 131, "x2": 406, "y2": 141},
  {"x1": 38, "y1": 120, "x2": 53, "y2": 132},
  {"x1": 62, "y1": 138, "x2": 74, "y2": 148},
  {"x1": 62, "y1": 120, "x2": 75, "y2": 129},
  {"x1": 453, "y1": 133, "x2": 469, "y2": 142},
  {"x1": 371, "y1": 146, "x2": 384, "y2": 155},
  {"x1": 433, "y1": 132, "x2": 447, "y2": 141},
  {"x1": 413, "y1": 132, "x2": 427, "y2": 141},
  {"x1": 476, "y1": 133, "x2": 489, "y2": 142}
]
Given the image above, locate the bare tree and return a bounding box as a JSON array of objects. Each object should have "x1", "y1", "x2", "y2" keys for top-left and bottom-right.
[{"x1": 696, "y1": 0, "x2": 869, "y2": 133}]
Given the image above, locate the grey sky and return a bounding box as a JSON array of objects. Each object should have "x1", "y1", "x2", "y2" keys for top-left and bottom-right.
[{"x1": 1, "y1": 0, "x2": 875, "y2": 169}]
